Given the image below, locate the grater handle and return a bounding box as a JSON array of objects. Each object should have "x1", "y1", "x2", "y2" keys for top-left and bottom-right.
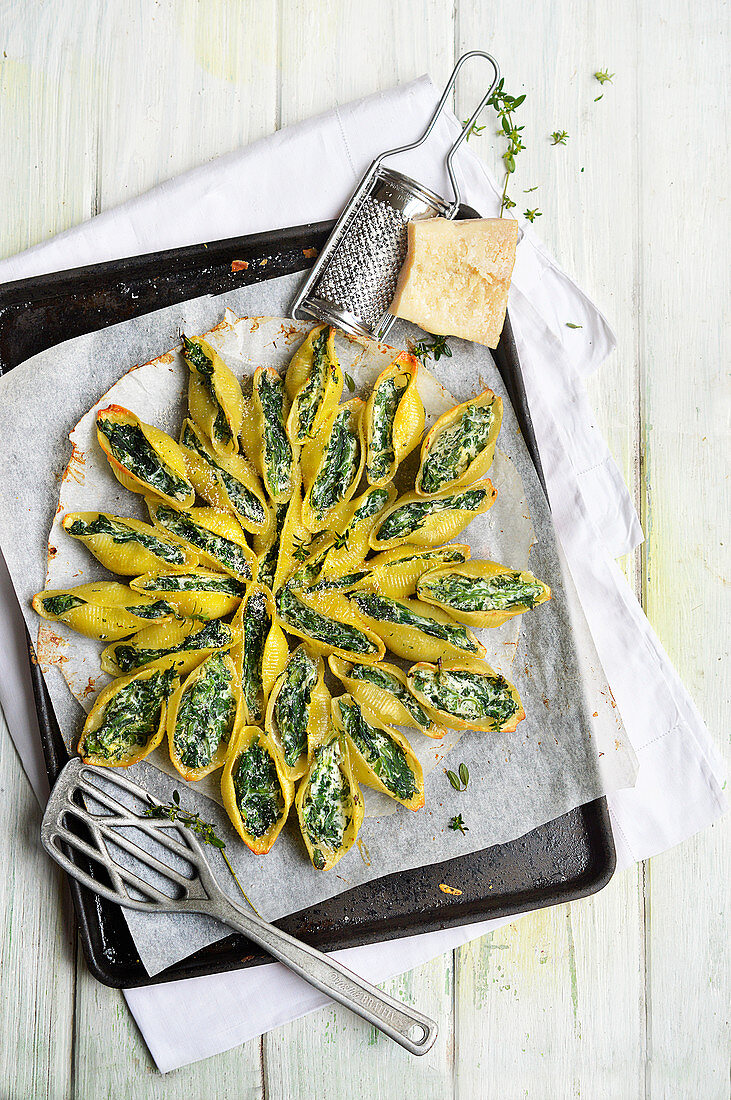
[{"x1": 374, "y1": 50, "x2": 500, "y2": 212}]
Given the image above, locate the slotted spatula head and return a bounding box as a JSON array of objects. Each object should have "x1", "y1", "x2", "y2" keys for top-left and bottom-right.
[{"x1": 41, "y1": 758, "x2": 221, "y2": 915}]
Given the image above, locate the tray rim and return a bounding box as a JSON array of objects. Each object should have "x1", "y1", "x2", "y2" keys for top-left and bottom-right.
[{"x1": 4, "y1": 219, "x2": 616, "y2": 987}]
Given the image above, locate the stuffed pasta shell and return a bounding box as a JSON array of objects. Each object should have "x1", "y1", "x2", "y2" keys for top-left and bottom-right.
[
  {"x1": 96, "y1": 405, "x2": 195, "y2": 508},
  {"x1": 221, "y1": 725, "x2": 294, "y2": 854},
  {"x1": 181, "y1": 333, "x2": 244, "y2": 455},
  {"x1": 101, "y1": 616, "x2": 233, "y2": 675},
  {"x1": 364, "y1": 352, "x2": 424, "y2": 486},
  {"x1": 347, "y1": 592, "x2": 485, "y2": 663},
  {"x1": 408, "y1": 657, "x2": 525, "y2": 733},
  {"x1": 167, "y1": 651, "x2": 241, "y2": 781},
  {"x1": 415, "y1": 387, "x2": 503, "y2": 496},
  {"x1": 328, "y1": 655, "x2": 444, "y2": 738},
  {"x1": 296, "y1": 727, "x2": 363, "y2": 870},
  {"x1": 300, "y1": 398, "x2": 366, "y2": 533},
  {"x1": 130, "y1": 569, "x2": 245, "y2": 621},
  {"x1": 275, "y1": 585, "x2": 385, "y2": 663},
  {"x1": 78, "y1": 658, "x2": 182, "y2": 767},
  {"x1": 32, "y1": 581, "x2": 175, "y2": 641},
  {"x1": 240, "y1": 366, "x2": 298, "y2": 503},
  {"x1": 265, "y1": 644, "x2": 330, "y2": 781},
  {"x1": 370, "y1": 481, "x2": 497, "y2": 550},
  {"x1": 331, "y1": 694, "x2": 424, "y2": 810},
  {"x1": 230, "y1": 583, "x2": 288, "y2": 726},
  {"x1": 62, "y1": 512, "x2": 198, "y2": 576},
  {"x1": 355, "y1": 543, "x2": 471, "y2": 599},
  {"x1": 417, "y1": 560, "x2": 551, "y2": 627},
  {"x1": 285, "y1": 324, "x2": 343, "y2": 445},
  {"x1": 147, "y1": 498, "x2": 257, "y2": 581},
  {"x1": 179, "y1": 419, "x2": 268, "y2": 534}
]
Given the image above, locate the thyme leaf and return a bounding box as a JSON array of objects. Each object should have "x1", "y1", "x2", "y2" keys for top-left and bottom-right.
[
  {"x1": 410, "y1": 334, "x2": 452, "y2": 363},
  {"x1": 523, "y1": 209, "x2": 542, "y2": 222},
  {"x1": 550, "y1": 130, "x2": 569, "y2": 145},
  {"x1": 449, "y1": 814, "x2": 469, "y2": 834},
  {"x1": 594, "y1": 69, "x2": 614, "y2": 85},
  {"x1": 446, "y1": 763, "x2": 469, "y2": 792}
]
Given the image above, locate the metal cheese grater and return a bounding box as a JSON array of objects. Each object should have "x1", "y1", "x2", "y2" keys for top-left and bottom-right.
[{"x1": 291, "y1": 50, "x2": 500, "y2": 342}]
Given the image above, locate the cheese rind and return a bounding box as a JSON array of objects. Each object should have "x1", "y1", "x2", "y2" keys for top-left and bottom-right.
[{"x1": 389, "y1": 217, "x2": 519, "y2": 348}]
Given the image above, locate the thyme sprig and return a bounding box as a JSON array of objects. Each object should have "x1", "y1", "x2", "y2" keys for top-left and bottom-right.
[
  {"x1": 594, "y1": 69, "x2": 614, "y2": 84},
  {"x1": 410, "y1": 334, "x2": 452, "y2": 363},
  {"x1": 551, "y1": 130, "x2": 569, "y2": 145},
  {"x1": 461, "y1": 119, "x2": 486, "y2": 141},
  {"x1": 449, "y1": 813, "x2": 469, "y2": 834},
  {"x1": 144, "y1": 791, "x2": 260, "y2": 914},
  {"x1": 487, "y1": 79, "x2": 526, "y2": 215},
  {"x1": 523, "y1": 209, "x2": 542, "y2": 223},
  {"x1": 292, "y1": 535, "x2": 313, "y2": 563}
]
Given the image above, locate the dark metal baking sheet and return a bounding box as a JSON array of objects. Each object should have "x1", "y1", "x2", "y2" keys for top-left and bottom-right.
[{"x1": 0, "y1": 221, "x2": 615, "y2": 988}]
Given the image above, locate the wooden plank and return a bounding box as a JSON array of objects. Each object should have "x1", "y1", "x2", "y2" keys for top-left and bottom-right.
[
  {"x1": 636, "y1": 1, "x2": 729, "y2": 1096},
  {"x1": 263, "y1": 955, "x2": 455, "y2": 1100},
  {"x1": 0, "y1": 714, "x2": 75, "y2": 1098},
  {"x1": 454, "y1": 870, "x2": 645, "y2": 1098},
  {"x1": 71, "y1": 960, "x2": 264, "y2": 1099}
]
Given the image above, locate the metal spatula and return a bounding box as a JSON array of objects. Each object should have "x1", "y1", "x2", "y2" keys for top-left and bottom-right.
[{"x1": 41, "y1": 758, "x2": 438, "y2": 1055}]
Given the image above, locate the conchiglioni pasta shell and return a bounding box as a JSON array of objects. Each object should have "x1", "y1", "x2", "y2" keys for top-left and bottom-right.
[
  {"x1": 221, "y1": 725, "x2": 294, "y2": 854},
  {"x1": 369, "y1": 480, "x2": 497, "y2": 551},
  {"x1": 240, "y1": 366, "x2": 299, "y2": 504},
  {"x1": 265, "y1": 643, "x2": 329, "y2": 782},
  {"x1": 147, "y1": 498, "x2": 257, "y2": 581},
  {"x1": 331, "y1": 694, "x2": 424, "y2": 810},
  {"x1": 355, "y1": 543, "x2": 471, "y2": 599},
  {"x1": 301, "y1": 398, "x2": 366, "y2": 533},
  {"x1": 130, "y1": 568, "x2": 245, "y2": 621},
  {"x1": 417, "y1": 559, "x2": 551, "y2": 627},
  {"x1": 101, "y1": 617, "x2": 233, "y2": 676},
  {"x1": 179, "y1": 418, "x2": 268, "y2": 533},
  {"x1": 415, "y1": 387, "x2": 503, "y2": 496},
  {"x1": 166, "y1": 651, "x2": 241, "y2": 781},
  {"x1": 32, "y1": 580, "x2": 175, "y2": 641},
  {"x1": 285, "y1": 324, "x2": 343, "y2": 445},
  {"x1": 230, "y1": 583, "x2": 289, "y2": 725},
  {"x1": 346, "y1": 593, "x2": 485, "y2": 663},
  {"x1": 364, "y1": 352, "x2": 424, "y2": 486},
  {"x1": 407, "y1": 656, "x2": 525, "y2": 733},
  {"x1": 181, "y1": 333, "x2": 244, "y2": 455},
  {"x1": 95, "y1": 404, "x2": 195, "y2": 508},
  {"x1": 328, "y1": 654, "x2": 444, "y2": 738},
  {"x1": 295, "y1": 728, "x2": 364, "y2": 871},
  {"x1": 62, "y1": 512, "x2": 198, "y2": 576}
]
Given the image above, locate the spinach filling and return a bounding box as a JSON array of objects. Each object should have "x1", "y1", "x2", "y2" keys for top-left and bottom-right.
[
  {"x1": 307, "y1": 569, "x2": 370, "y2": 593},
  {"x1": 348, "y1": 662, "x2": 432, "y2": 730},
  {"x1": 67, "y1": 515, "x2": 186, "y2": 566},
  {"x1": 112, "y1": 618, "x2": 232, "y2": 673},
  {"x1": 97, "y1": 418, "x2": 191, "y2": 503},
  {"x1": 367, "y1": 375, "x2": 405, "y2": 481},
  {"x1": 337, "y1": 698, "x2": 415, "y2": 801},
  {"x1": 180, "y1": 422, "x2": 266, "y2": 527},
  {"x1": 349, "y1": 486, "x2": 391, "y2": 526},
  {"x1": 258, "y1": 501, "x2": 288, "y2": 589},
  {"x1": 233, "y1": 737, "x2": 284, "y2": 838},
  {"x1": 181, "y1": 334, "x2": 232, "y2": 448},
  {"x1": 127, "y1": 599, "x2": 176, "y2": 620},
  {"x1": 41, "y1": 593, "x2": 85, "y2": 616},
  {"x1": 293, "y1": 329, "x2": 329, "y2": 439},
  {"x1": 375, "y1": 487, "x2": 488, "y2": 542},
  {"x1": 273, "y1": 648, "x2": 317, "y2": 767},
  {"x1": 81, "y1": 667, "x2": 178, "y2": 761},
  {"x1": 276, "y1": 587, "x2": 379, "y2": 656},
  {"x1": 411, "y1": 667, "x2": 519, "y2": 727},
  {"x1": 240, "y1": 588, "x2": 271, "y2": 723},
  {"x1": 173, "y1": 653, "x2": 237, "y2": 769},
  {"x1": 419, "y1": 400, "x2": 496, "y2": 493},
  {"x1": 302, "y1": 739, "x2": 351, "y2": 859},
  {"x1": 153, "y1": 505, "x2": 250, "y2": 577},
  {"x1": 423, "y1": 571, "x2": 545, "y2": 612},
  {"x1": 308, "y1": 406, "x2": 360, "y2": 521},
  {"x1": 257, "y1": 370, "x2": 293, "y2": 497},
  {"x1": 139, "y1": 573, "x2": 244, "y2": 596},
  {"x1": 351, "y1": 593, "x2": 480, "y2": 654}
]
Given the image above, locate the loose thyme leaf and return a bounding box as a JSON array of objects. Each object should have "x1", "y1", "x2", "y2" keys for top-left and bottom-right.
[
  {"x1": 461, "y1": 119, "x2": 486, "y2": 141},
  {"x1": 343, "y1": 372, "x2": 356, "y2": 393},
  {"x1": 550, "y1": 130, "x2": 569, "y2": 145},
  {"x1": 449, "y1": 814, "x2": 468, "y2": 834},
  {"x1": 523, "y1": 186, "x2": 539, "y2": 193},
  {"x1": 594, "y1": 69, "x2": 614, "y2": 85},
  {"x1": 565, "y1": 322, "x2": 583, "y2": 329},
  {"x1": 524, "y1": 209, "x2": 542, "y2": 222},
  {"x1": 458, "y1": 762, "x2": 470, "y2": 788},
  {"x1": 446, "y1": 769, "x2": 462, "y2": 791}
]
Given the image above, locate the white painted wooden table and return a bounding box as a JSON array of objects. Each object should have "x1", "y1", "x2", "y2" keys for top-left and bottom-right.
[{"x1": 0, "y1": 2, "x2": 727, "y2": 1096}]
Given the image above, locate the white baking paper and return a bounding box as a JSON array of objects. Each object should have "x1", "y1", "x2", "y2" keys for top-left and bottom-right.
[{"x1": 0, "y1": 271, "x2": 636, "y2": 975}]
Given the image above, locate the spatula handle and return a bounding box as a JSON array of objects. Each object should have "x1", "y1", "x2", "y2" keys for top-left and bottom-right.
[{"x1": 219, "y1": 901, "x2": 438, "y2": 1056}]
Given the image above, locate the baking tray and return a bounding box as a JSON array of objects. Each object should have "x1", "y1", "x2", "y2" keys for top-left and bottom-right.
[{"x1": 0, "y1": 220, "x2": 615, "y2": 988}]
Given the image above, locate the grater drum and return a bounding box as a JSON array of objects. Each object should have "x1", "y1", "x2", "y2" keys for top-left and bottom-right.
[{"x1": 291, "y1": 51, "x2": 500, "y2": 342}]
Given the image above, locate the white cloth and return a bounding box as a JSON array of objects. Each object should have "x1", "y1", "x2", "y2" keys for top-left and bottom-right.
[{"x1": 0, "y1": 77, "x2": 724, "y2": 1073}]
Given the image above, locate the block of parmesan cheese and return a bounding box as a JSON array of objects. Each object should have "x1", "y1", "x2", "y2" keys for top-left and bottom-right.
[{"x1": 389, "y1": 217, "x2": 519, "y2": 348}]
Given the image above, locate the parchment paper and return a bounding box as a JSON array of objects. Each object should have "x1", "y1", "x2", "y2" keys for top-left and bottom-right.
[{"x1": 0, "y1": 271, "x2": 636, "y2": 975}]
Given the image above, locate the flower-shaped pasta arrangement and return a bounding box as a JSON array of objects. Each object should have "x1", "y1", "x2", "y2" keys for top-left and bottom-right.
[{"x1": 33, "y1": 324, "x2": 551, "y2": 871}]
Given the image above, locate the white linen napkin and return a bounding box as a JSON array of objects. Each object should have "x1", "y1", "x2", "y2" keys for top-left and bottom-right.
[{"x1": 0, "y1": 77, "x2": 724, "y2": 1073}]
